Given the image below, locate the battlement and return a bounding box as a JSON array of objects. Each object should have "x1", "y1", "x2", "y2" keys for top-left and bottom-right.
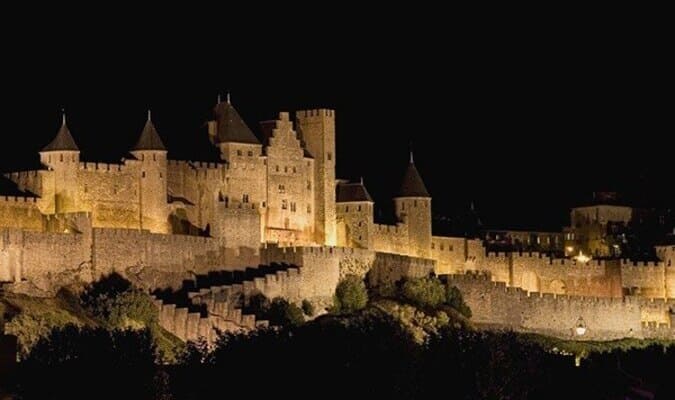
[
  {"x1": 5, "y1": 171, "x2": 41, "y2": 180},
  {"x1": 168, "y1": 160, "x2": 228, "y2": 170},
  {"x1": 296, "y1": 109, "x2": 335, "y2": 118},
  {"x1": 621, "y1": 259, "x2": 666, "y2": 268},
  {"x1": 92, "y1": 228, "x2": 217, "y2": 244},
  {"x1": 79, "y1": 162, "x2": 126, "y2": 172},
  {"x1": 0, "y1": 196, "x2": 38, "y2": 204},
  {"x1": 374, "y1": 223, "x2": 407, "y2": 235}
]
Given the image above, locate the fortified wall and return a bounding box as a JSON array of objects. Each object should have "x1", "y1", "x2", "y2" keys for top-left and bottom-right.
[{"x1": 444, "y1": 272, "x2": 675, "y2": 341}]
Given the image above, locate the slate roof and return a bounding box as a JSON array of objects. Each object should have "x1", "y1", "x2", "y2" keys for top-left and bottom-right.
[
  {"x1": 42, "y1": 121, "x2": 79, "y2": 152},
  {"x1": 396, "y1": 160, "x2": 430, "y2": 198},
  {"x1": 132, "y1": 118, "x2": 166, "y2": 151},
  {"x1": 337, "y1": 181, "x2": 373, "y2": 203},
  {"x1": 214, "y1": 101, "x2": 260, "y2": 144}
]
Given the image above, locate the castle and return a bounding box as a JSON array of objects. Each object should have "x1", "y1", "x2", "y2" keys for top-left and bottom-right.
[{"x1": 1, "y1": 99, "x2": 675, "y2": 343}]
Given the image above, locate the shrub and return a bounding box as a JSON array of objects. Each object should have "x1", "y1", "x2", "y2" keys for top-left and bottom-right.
[
  {"x1": 446, "y1": 286, "x2": 472, "y2": 318},
  {"x1": 333, "y1": 275, "x2": 368, "y2": 313},
  {"x1": 301, "y1": 299, "x2": 315, "y2": 317},
  {"x1": 266, "y1": 298, "x2": 305, "y2": 327},
  {"x1": 401, "y1": 277, "x2": 445, "y2": 308},
  {"x1": 81, "y1": 273, "x2": 158, "y2": 329}
]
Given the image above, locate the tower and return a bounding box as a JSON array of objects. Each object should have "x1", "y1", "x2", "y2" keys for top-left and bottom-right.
[
  {"x1": 394, "y1": 153, "x2": 432, "y2": 258},
  {"x1": 130, "y1": 111, "x2": 169, "y2": 233},
  {"x1": 295, "y1": 109, "x2": 337, "y2": 246},
  {"x1": 39, "y1": 113, "x2": 80, "y2": 214},
  {"x1": 208, "y1": 96, "x2": 262, "y2": 161},
  {"x1": 336, "y1": 178, "x2": 374, "y2": 248}
]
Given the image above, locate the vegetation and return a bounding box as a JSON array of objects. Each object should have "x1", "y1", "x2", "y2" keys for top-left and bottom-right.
[
  {"x1": 401, "y1": 276, "x2": 446, "y2": 308},
  {"x1": 245, "y1": 294, "x2": 305, "y2": 327},
  {"x1": 333, "y1": 274, "x2": 368, "y2": 313},
  {"x1": 445, "y1": 285, "x2": 472, "y2": 318},
  {"x1": 301, "y1": 299, "x2": 315, "y2": 316}
]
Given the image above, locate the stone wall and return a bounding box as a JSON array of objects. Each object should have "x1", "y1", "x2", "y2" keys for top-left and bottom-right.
[{"x1": 444, "y1": 273, "x2": 673, "y2": 341}]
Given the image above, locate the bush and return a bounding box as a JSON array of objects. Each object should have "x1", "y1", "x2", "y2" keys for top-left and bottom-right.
[
  {"x1": 301, "y1": 299, "x2": 315, "y2": 317},
  {"x1": 81, "y1": 273, "x2": 158, "y2": 329},
  {"x1": 266, "y1": 298, "x2": 305, "y2": 327},
  {"x1": 333, "y1": 275, "x2": 368, "y2": 313},
  {"x1": 446, "y1": 286, "x2": 472, "y2": 318},
  {"x1": 401, "y1": 277, "x2": 446, "y2": 308}
]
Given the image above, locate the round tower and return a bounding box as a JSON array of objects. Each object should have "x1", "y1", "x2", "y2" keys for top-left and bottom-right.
[
  {"x1": 394, "y1": 153, "x2": 432, "y2": 259},
  {"x1": 129, "y1": 111, "x2": 169, "y2": 233},
  {"x1": 39, "y1": 112, "x2": 80, "y2": 214}
]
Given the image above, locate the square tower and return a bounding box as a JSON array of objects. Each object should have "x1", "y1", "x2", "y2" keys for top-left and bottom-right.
[{"x1": 296, "y1": 109, "x2": 337, "y2": 245}]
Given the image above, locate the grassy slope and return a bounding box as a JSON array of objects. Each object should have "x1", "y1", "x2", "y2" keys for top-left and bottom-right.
[{"x1": 1, "y1": 289, "x2": 183, "y2": 361}]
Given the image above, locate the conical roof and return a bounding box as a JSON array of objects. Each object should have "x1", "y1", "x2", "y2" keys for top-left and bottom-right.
[
  {"x1": 133, "y1": 114, "x2": 166, "y2": 151},
  {"x1": 213, "y1": 100, "x2": 260, "y2": 144},
  {"x1": 396, "y1": 157, "x2": 430, "y2": 198},
  {"x1": 42, "y1": 119, "x2": 79, "y2": 152}
]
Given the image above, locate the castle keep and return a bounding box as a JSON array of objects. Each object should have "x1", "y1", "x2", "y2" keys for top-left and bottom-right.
[{"x1": 1, "y1": 99, "x2": 675, "y2": 342}]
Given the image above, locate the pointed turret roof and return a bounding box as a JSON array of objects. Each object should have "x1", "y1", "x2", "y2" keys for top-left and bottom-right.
[
  {"x1": 396, "y1": 153, "x2": 430, "y2": 198},
  {"x1": 337, "y1": 179, "x2": 373, "y2": 203},
  {"x1": 132, "y1": 111, "x2": 166, "y2": 151},
  {"x1": 42, "y1": 114, "x2": 79, "y2": 152},
  {"x1": 213, "y1": 98, "x2": 260, "y2": 145}
]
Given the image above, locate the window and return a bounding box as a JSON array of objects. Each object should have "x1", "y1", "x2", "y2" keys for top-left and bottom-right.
[
  {"x1": 440, "y1": 244, "x2": 444, "y2": 251},
  {"x1": 243, "y1": 194, "x2": 249, "y2": 203},
  {"x1": 153, "y1": 154, "x2": 156, "y2": 161},
  {"x1": 291, "y1": 202, "x2": 296, "y2": 212},
  {"x1": 142, "y1": 171, "x2": 146, "y2": 178},
  {"x1": 237, "y1": 150, "x2": 242, "y2": 156},
  {"x1": 276, "y1": 165, "x2": 279, "y2": 172},
  {"x1": 358, "y1": 221, "x2": 362, "y2": 227},
  {"x1": 278, "y1": 184, "x2": 285, "y2": 194},
  {"x1": 293, "y1": 167, "x2": 297, "y2": 173},
  {"x1": 159, "y1": 173, "x2": 162, "y2": 179},
  {"x1": 414, "y1": 200, "x2": 417, "y2": 207},
  {"x1": 327, "y1": 152, "x2": 332, "y2": 161},
  {"x1": 248, "y1": 151, "x2": 253, "y2": 157},
  {"x1": 284, "y1": 166, "x2": 288, "y2": 173},
  {"x1": 307, "y1": 180, "x2": 311, "y2": 190},
  {"x1": 358, "y1": 205, "x2": 362, "y2": 211},
  {"x1": 262, "y1": 201, "x2": 266, "y2": 207},
  {"x1": 448, "y1": 245, "x2": 453, "y2": 251},
  {"x1": 60, "y1": 154, "x2": 63, "y2": 162},
  {"x1": 402, "y1": 203, "x2": 405, "y2": 210},
  {"x1": 345, "y1": 206, "x2": 349, "y2": 212},
  {"x1": 431, "y1": 243, "x2": 435, "y2": 249},
  {"x1": 281, "y1": 200, "x2": 288, "y2": 210}
]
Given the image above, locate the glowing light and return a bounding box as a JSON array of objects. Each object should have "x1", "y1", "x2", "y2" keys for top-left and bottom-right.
[
  {"x1": 573, "y1": 251, "x2": 592, "y2": 263},
  {"x1": 566, "y1": 246, "x2": 574, "y2": 253},
  {"x1": 575, "y1": 316, "x2": 587, "y2": 336}
]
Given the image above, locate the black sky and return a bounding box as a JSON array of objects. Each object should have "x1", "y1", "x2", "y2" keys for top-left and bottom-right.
[{"x1": 1, "y1": 14, "x2": 671, "y2": 232}]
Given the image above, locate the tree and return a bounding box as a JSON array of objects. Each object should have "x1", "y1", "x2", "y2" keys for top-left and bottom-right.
[
  {"x1": 446, "y1": 285, "x2": 472, "y2": 318},
  {"x1": 333, "y1": 275, "x2": 368, "y2": 313},
  {"x1": 266, "y1": 298, "x2": 305, "y2": 327},
  {"x1": 401, "y1": 277, "x2": 445, "y2": 308},
  {"x1": 81, "y1": 274, "x2": 158, "y2": 330}
]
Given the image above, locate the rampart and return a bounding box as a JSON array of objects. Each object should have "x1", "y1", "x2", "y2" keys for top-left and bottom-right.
[{"x1": 444, "y1": 272, "x2": 675, "y2": 341}]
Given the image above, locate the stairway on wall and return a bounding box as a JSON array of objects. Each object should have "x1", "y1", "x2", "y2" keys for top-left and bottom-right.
[{"x1": 151, "y1": 262, "x2": 299, "y2": 344}]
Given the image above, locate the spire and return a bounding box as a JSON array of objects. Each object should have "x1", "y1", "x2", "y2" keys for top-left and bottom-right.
[
  {"x1": 132, "y1": 111, "x2": 166, "y2": 151},
  {"x1": 410, "y1": 151, "x2": 414, "y2": 164},
  {"x1": 336, "y1": 179, "x2": 373, "y2": 203},
  {"x1": 212, "y1": 100, "x2": 260, "y2": 145},
  {"x1": 217, "y1": 94, "x2": 221, "y2": 104},
  {"x1": 42, "y1": 110, "x2": 79, "y2": 152},
  {"x1": 396, "y1": 154, "x2": 430, "y2": 198}
]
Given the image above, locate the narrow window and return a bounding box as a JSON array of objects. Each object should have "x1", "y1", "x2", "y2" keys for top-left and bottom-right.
[
  {"x1": 237, "y1": 150, "x2": 242, "y2": 156},
  {"x1": 248, "y1": 151, "x2": 253, "y2": 157},
  {"x1": 327, "y1": 152, "x2": 332, "y2": 161},
  {"x1": 243, "y1": 194, "x2": 249, "y2": 203},
  {"x1": 282, "y1": 199, "x2": 288, "y2": 210},
  {"x1": 307, "y1": 180, "x2": 311, "y2": 190}
]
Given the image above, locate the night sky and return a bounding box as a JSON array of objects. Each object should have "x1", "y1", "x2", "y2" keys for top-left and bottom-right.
[{"x1": 1, "y1": 18, "x2": 671, "y2": 233}]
